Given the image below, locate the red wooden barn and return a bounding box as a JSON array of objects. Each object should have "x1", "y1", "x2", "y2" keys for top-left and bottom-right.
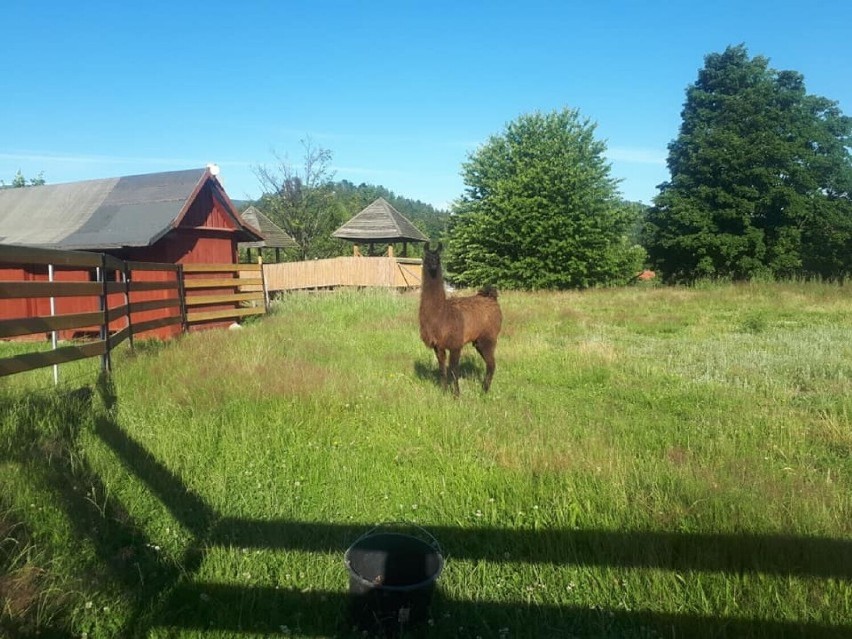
[{"x1": 0, "y1": 167, "x2": 264, "y2": 338}]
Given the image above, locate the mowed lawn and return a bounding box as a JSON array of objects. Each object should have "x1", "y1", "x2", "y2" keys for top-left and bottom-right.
[{"x1": 1, "y1": 282, "x2": 851, "y2": 638}]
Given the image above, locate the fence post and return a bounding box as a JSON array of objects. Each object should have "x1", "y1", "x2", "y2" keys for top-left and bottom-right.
[
  {"x1": 48, "y1": 263, "x2": 59, "y2": 385},
  {"x1": 258, "y1": 255, "x2": 269, "y2": 311},
  {"x1": 99, "y1": 254, "x2": 112, "y2": 375},
  {"x1": 177, "y1": 264, "x2": 188, "y2": 334},
  {"x1": 123, "y1": 261, "x2": 135, "y2": 352}
]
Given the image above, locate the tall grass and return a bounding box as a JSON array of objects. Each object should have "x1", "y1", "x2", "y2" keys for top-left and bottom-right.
[{"x1": 1, "y1": 282, "x2": 850, "y2": 638}]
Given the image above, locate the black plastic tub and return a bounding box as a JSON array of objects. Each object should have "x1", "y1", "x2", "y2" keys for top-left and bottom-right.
[{"x1": 344, "y1": 526, "x2": 444, "y2": 635}]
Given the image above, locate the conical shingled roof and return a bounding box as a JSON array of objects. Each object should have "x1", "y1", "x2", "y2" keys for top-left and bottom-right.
[
  {"x1": 332, "y1": 197, "x2": 428, "y2": 243},
  {"x1": 239, "y1": 206, "x2": 298, "y2": 249}
]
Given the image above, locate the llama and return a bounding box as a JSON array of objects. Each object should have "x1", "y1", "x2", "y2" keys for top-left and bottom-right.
[{"x1": 419, "y1": 242, "x2": 502, "y2": 395}]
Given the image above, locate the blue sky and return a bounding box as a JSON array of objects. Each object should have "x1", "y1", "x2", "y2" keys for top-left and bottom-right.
[{"x1": 2, "y1": 1, "x2": 850, "y2": 209}]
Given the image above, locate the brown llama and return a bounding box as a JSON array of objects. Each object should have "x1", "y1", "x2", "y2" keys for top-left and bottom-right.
[{"x1": 419, "y1": 242, "x2": 502, "y2": 395}]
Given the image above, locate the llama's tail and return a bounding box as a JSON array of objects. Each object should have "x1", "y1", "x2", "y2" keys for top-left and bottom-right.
[{"x1": 478, "y1": 284, "x2": 498, "y2": 299}]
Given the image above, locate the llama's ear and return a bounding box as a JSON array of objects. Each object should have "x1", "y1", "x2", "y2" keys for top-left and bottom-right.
[{"x1": 437, "y1": 242, "x2": 443, "y2": 253}]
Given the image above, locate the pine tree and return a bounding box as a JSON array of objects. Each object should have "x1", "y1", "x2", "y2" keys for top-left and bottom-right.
[{"x1": 645, "y1": 45, "x2": 852, "y2": 282}]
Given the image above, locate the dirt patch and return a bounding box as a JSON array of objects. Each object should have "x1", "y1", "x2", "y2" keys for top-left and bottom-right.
[
  {"x1": 666, "y1": 446, "x2": 690, "y2": 467},
  {"x1": 0, "y1": 564, "x2": 42, "y2": 619},
  {"x1": 0, "y1": 511, "x2": 56, "y2": 631}
]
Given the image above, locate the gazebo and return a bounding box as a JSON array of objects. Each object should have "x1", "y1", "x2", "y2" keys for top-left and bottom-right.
[
  {"x1": 332, "y1": 197, "x2": 428, "y2": 257},
  {"x1": 239, "y1": 205, "x2": 298, "y2": 263}
]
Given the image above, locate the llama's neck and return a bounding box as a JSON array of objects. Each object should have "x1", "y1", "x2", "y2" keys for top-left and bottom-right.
[{"x1": 421, "y1": 270, "x2": 447, "y2": 306}]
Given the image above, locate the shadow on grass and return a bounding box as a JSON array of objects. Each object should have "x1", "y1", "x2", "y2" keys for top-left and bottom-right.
[
  {"x1": 209, "y1": 517, "x2": 852, "y2": 579},
  {"x1": 413, "y1": 355, "x2": 485, "y2": 390},
  {"x1": 3, "y1": 377, "x2": 851, "y2": 638},
  {"x1": 0, "y1": 380, "x2": 199, "y2": 638},
  {"x1": 159, "y1": 585, "x2": 850, "y2": 638}
]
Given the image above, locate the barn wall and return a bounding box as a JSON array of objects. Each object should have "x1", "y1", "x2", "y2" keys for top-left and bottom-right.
[
  {"x1": 0, "y1": 266, "x2": 39, "y2": 322},
  {"x1": 122, "y1": 230, "x2": 236, "y2": 265},
  {"x1": 182, "y1": 184, "x2": 240, "y2": 232}
]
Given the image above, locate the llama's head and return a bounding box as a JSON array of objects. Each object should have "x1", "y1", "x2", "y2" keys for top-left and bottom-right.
[{"x1": 423, "y1": 242, "x2": 443, "y2": 279}]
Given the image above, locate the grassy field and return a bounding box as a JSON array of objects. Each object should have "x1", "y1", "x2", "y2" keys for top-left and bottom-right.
[{"x1": 1, "y1": 281, "x2": 851, "y2": 638}]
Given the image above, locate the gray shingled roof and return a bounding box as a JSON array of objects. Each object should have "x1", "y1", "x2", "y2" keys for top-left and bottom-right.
[
  {"x1": 0, "y1": 168, "x2": 262, "y2": 249},
  {"x1": 332, "y1": 197, "x2": 428, "y2": 243},
  {"x1": 239, "y1": 206, "x2": 298, "y2": 249}
]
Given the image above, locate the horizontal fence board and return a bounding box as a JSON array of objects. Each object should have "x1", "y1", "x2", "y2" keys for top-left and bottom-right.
[
  {"x1": 104, "y1": 282, "x2": 125, "y2": 294},
  {"x1": 0, "y1": 281, "x2": 103, "y2": 298},
  {"x1": 128, "y1": 298, "x2": 181, "y2": 314},
  {"x1": 184, "y1": 292, "x2": 264, "y2": 306},
  {"x1": 0, "y1": 244, "x2": 103, "y2": 268},
  {"x1": 183, "y1": 278, "x2": 262, "y2": 289},
  {"x1": 132, "y1": 315, "x2": 183, "y2": 336},
  {"x1": 0, "y1": 311, "x2": 105, "y2": 339},
  {"x1": 128, "y1": 280, "x2": 180, "y2": 292},
  {"x1": 109, "y1": 304, "x2": 129, "y2": 321},
  {"x1": 187, "y1": 307, "x2": 265, "y2": 323},
  {"x1": 107, "y1": 326, "x2": 131, "y2": 350},
  {"x1": 0, "y1": 340, "x2": 106, "y2": 377},
  {"x1": 183, "y1": 263, "x2": 261, "y2": 273}
]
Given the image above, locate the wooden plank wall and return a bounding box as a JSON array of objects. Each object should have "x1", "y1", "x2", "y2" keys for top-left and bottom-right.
[{"x1": 264, "y1": 256, "x2": 422, "y2": 292}]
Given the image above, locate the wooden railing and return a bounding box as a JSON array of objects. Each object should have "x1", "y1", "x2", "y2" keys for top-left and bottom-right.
[
  {"x1": 182, "y1": 263, "x2": 266, "y2": 327},
  {"x1": 0, "y1": 245, "x2": 267, "y2": 380},
  {"x1": 1, "y1": 246, "x2": 127, "y2": 378}
]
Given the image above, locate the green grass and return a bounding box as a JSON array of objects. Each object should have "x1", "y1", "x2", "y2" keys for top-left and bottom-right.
[{"x1": 1, "y1": 281, "x2": 851, "y2": 638}]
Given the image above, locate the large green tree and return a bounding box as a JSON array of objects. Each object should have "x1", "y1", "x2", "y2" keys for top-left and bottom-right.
[
  {"x1": 645, "y1": 45, "x2": 852, "y2": 282},
  {"x1": 445, "y1": 108, "x2": 644, "y2": 290}
]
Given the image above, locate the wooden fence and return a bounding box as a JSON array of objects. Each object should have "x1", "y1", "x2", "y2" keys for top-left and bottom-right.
[
  {"x1": 0, "y1": 245, "x2": 267, "y2": 380},
  {"x1": 183, "y1": 262, "x2": 266, "y2": 325},
  {"x1": 263, "y1": 256, "x2": 421, "y2": 292}
]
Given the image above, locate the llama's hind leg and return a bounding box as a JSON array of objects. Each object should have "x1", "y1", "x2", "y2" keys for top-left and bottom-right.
[{"x1": 475, "y1": 339, "x2": 497, "y2": 392}]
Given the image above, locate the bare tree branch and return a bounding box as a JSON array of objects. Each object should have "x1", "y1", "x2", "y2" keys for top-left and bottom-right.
[{"x1": 252, "y1": 139, "x2": 341, "y2": 260}]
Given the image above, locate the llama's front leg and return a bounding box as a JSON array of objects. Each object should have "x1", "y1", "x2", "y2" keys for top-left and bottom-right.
[
  {"x1": 448, "y1": 349, "x2": 461, "y2": 396},
  {"x1": 434, "y1": 347, "x2": 448, "y2": 390}
]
